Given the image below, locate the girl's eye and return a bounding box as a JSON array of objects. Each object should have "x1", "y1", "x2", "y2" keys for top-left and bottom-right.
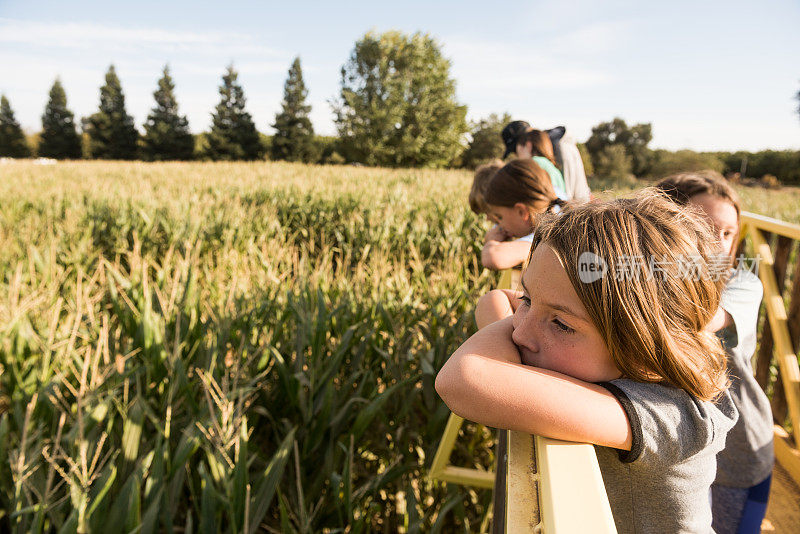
[
  {"x1": 518, "y1": 295, "x2": 531, "y2": 307},
  {"x1": 553, "y1": 318, "x2": 575, "y2": 334}
]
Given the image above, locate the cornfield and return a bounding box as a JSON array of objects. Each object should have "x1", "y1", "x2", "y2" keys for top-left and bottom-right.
[{"x1": 1, "y1": 161, "x2": 798, "y2": 533}]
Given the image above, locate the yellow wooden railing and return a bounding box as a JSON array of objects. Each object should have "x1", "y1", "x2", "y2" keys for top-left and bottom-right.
[
  {"x1": 503, "y1": 432, "x2": 616, "y2": 533},
  {"x1": 428, "y1": 270, "x2": 518, "y2": 491},
  {"x1": 740, "y1": 212, "x2": 800, "y2": 486}
]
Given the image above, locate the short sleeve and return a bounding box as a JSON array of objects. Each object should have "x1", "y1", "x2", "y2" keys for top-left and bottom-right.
[
  {"x1": 598, "y1": 382, "x2": 643, "y2": 463},
  {"x1": 597, "y1": 380, "x2": 738, "y2": 467}
]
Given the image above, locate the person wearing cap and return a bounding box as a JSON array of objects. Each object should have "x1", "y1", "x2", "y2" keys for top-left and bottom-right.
[{"x1": 502, "y1": 120, "x2": 591, "y2": 202}]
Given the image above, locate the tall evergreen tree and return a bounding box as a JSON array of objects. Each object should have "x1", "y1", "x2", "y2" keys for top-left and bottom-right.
[
  {"x1": 0, "y1": 95, "x2": 31, "y2": 158},
  {"x1": 85, "y1": 65, "x2": 139, "y2": 159},
  {"x1": 39, "y1": 78, "x2": 82, "y2": 159},
  {"x1": 204, "y1": 65, "x2": 263, "y2": 161},
  {"x1": 142, "y1": 65, "x2": 194, "y2": 161},
  {"x1": 271, "y1": 57, "x2": 317, "y2": 162}
]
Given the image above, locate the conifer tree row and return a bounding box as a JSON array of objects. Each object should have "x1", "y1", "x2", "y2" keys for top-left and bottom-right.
[
  {"x1": 204, "y1": 65, "x2": 264, "y2": 161},
  {"x1": 39, "y1": 78, "x2": 82, "y2": 159},
  {"x1": 84, "y1": 65, "x2": 139, "y2": 160},
  {"x1": 0, "y1": 95, "x2": 31, "y2": 158},
  {"x1": 271, "y1": 57, "x2": 317, "y2": 163},
  {"x1": 142, "y1": 65, "x2": 194, "y2": 161}
]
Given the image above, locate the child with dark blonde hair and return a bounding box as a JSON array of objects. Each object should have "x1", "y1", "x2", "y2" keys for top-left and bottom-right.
[
  {"x1": 480, "y1": 158, "x2": 565, "y2": 270},
  {"x1": 438, "y1": 191, "x2": 738, "y2": 534},
  {"x1": 656, "y1": 171, "x2": 772, "y2": 534},
  {"x1": 468, "y1": 159, "x2": 504, "y2": 216}
]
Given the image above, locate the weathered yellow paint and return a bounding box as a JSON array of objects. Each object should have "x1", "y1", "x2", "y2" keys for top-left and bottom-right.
[
  {"x1": 504, "y1": 431, "x2": 540, "y2": 534},
  {"x1": 741, "y1": 212, "x2": 800, "y2": 242},
  {"x1": 534, "y1": 436, "x2": 616, "y2": 533},
  {"x1": 429, "y1": 412, "x2": 496, "y2": 488},
  {"x1": 748, "y1": 226, "x2": 800, "y2": 450}
]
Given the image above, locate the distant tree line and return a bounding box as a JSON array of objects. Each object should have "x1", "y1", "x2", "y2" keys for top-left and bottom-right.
[{"x1": 1, "y1": 31, "x2": 798, "y2": 184}]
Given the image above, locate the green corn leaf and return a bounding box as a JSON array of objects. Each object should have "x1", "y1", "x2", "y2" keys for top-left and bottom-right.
[
  {"x1": 247, "y1": 426, "x2": 296, "y2": 534},
  {"x1": 85, "y1": 463, "x2": 117, "y2": 521},
  {"x1": 199, "y1": 468, "x2": 217, "y2": 534},
  {"x1": 351, "y1": 377, "x2": 413, "y2": 442},
  {"x1": 430, "y1": 493, "x2": 463, "y2": 534}
]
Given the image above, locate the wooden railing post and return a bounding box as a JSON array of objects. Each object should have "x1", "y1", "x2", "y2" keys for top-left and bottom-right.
[{"x1": 741, "y1": 212, "x2": 800, "y2": 485}]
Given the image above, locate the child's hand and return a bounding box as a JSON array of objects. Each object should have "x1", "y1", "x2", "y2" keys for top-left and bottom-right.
[{"x1": 484, "y1": 225, "x2": 508, "y2": 243}]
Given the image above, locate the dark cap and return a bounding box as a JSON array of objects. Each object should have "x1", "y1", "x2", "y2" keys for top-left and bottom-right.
[{"x1": 501, "y1": 120, "x2": 531, "y2": 158}]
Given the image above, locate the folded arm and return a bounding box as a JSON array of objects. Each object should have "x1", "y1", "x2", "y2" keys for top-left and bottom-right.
[
  {"x1": 436, "y1": 317, "x2": 632, "y2": 450},
  {"x1": 481, "y1": 240, "x2": 531, "y2": 270}
]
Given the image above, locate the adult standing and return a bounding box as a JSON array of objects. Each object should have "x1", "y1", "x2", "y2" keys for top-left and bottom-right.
[{"x1": 501, "y1": 120, "x2": 591, "y2": 201}]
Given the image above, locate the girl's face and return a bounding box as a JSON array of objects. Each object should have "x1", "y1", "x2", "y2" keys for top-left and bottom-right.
[
  {"x1": 487, "y1": 203, "x2": 532, "y2": 238},
  {"x1": 688, "y1": 193, "x2": 739, "y2": 257},
  {"x1": 512, "y1": 243, "x2": 621, "y2": 382}
]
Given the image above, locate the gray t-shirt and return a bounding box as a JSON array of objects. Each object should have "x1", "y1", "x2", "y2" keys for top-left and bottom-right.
[
  {"x1": 715, "y1": 269, "x2": 774, "y2": 488},
  {"x1": 596, "y1": 380, "x2": 738, "y2": 534}
]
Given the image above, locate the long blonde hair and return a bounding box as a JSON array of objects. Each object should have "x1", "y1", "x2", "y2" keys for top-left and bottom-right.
[{"x1": 531, "y1": 190, "x2": 728, "y2": 400}]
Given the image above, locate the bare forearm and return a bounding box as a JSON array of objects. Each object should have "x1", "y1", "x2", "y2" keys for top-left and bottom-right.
[
  {"x1": 435, "y1": 318, "x2": 632, "y2": 450},
  {"x1": 481, "y1": 241, "x2": 530, "y2": 270}
]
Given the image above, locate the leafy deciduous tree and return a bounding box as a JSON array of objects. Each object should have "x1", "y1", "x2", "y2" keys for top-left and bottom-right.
[
  {"x1": 459, "y1": 113, "x2": 512, "y2": 168},
  {"x1": 593, "y1": 144, "x2": 634, "y2": 185},
  {"x1": 85, "y1": 65, "x2": 139, "y2": 160},
  {"x1": 585, "y1": 117, "x2": 652, "y2": 177},
  {"x1": 142, "y1": 65, "x2": 194, "y2": 161},
  {"x1": 271, "y1": 57, "x2": 318, "y2": 163},
  {"x1": 333, "y1": 31, "x2": 468, "y2": 168},
  {"x1": 39, "y1": 78, "x2": 82, "y2": 159},
  {"x1": 0, "y1": 95, "x2": 31, "y2": 157},
  {"x1": 204, "y1": 65, "x2": 264, "y2": 161}
]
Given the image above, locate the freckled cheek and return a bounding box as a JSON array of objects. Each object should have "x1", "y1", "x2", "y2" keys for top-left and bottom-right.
[{"x1": 542, "y1": 338, "x2": 584, "y2": 375}]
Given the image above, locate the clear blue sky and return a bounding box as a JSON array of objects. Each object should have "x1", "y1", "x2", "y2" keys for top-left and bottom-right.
[{"x1": 2, "y1": 0, "x2": 799, "y2": 151}]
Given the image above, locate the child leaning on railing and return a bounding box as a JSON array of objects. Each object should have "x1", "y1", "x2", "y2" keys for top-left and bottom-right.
[
  {"x1": 656, "y1": 171, "x2": 773, "y2": 534},
  {"x1": 473, "y1": 159, "x2": 565, "y2": 271},
  {"x1": 436, "y1": 191, "x2": 738, "y2": 534}
]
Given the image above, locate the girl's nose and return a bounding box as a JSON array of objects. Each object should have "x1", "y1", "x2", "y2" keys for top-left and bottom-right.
[{"x1": 512, "y1": 310, "x2": 540, "y2": 352}]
